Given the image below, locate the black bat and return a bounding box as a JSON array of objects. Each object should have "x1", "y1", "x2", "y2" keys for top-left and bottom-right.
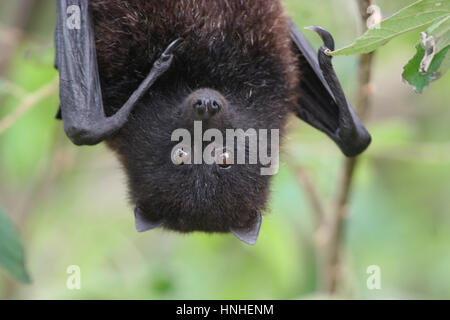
[{"x1": 54, "y1": 0, "x2": 371, "y2": 245}]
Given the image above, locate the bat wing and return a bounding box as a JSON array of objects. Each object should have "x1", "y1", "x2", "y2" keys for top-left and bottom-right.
[
  {"x1": 55, "y1": 0, "x2": 181, "y2": 145},
  {"x1": 290, "y1": 21, "x2": 371, "y2": 157}
]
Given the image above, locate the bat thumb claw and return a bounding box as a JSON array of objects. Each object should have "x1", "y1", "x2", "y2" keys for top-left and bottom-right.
[
  {"x1": 163, "y1": 38, "x2": 185, "y2": 56},
  {"x1": 305, "y1": 25, "x2": 335, "y2": 52}
]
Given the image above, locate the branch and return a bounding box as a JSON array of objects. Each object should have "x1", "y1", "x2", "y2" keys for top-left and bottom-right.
[
  {"x1": 295, "y1": 166, "x2": 326, "y2": 229},
  {"x1": 285, "y1": 150, "x2": 326, "y2": 230},
  {"x1": 322, "y1": 0, "x2": 377, "y2": 294},
  {"x1": 0, "y1": 78, "x2": 28, "y2": 97},
  {"x1": 0, "y1": 0, "x2": 39, "y2": 75},
  {"x1": 0, "y1": 78, "x2": 58, "y2": 135}
]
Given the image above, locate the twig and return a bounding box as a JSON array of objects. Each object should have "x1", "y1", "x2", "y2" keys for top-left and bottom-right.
[
  {"x1": 0, "y1": 78, "x2": 28, "y2": 97},
  {"x1": 0, "y1": 0, "x2": 39, "y2": 75},
  {"x1": 284, "y1": 150, "x2": 327, "y2": 229},
  {"x1": 0, "y1": 78, "x2": 58, "y2": 134},
  {"x1": 324, "y1": 158, "x2": 357, "y2": 293},
  {"x1": 322, "y1": 0, "x2": 376, "y2": 295},
  {"x1": 296, "y1": 166, "x2": 326, "y2": 229}
]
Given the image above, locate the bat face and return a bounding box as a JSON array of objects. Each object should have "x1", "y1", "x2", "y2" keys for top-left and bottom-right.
[{"x1": 109, "y1": 80, "x2": 293, "y2": 235}]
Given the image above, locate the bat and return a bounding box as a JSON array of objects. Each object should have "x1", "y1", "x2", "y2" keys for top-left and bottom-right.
[{"x1": 54, "y1": 0, "x2": 371, "y2": 245}]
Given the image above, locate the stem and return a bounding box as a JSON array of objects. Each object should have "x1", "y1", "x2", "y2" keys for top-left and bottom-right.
[
  {"x1": 321, "y1": 0, "x2": 376, "y2": 295},
  {"x1": 0, "y1": 0, "x2": 38, "y2": 75},
  {"x1": 0, "y1": 78, "x2": 58, "y2": 134},
  {"x1": 296, "y1": 166, "x2": 326, "y2": 229}
]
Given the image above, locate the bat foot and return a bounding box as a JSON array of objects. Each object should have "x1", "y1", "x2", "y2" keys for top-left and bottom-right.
[{"x1": 294, "y1": 22, "x2": 372, "y2": 157}]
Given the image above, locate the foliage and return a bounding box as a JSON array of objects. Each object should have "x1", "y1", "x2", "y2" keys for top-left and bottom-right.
[
  {"x1": 330, "y1": 0, "x2": 449, "y2": 92},
  {"x1": 0, "y1": 207, "x2": 30, "y2": 283},
  {"x1": 403, "y1": 17, "x2": 450, "y2": 92}
]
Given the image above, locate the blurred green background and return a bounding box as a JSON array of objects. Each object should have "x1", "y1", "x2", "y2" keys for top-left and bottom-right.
[{"x1": 0, "y1": 0, "x2": 449, "y2": 299}]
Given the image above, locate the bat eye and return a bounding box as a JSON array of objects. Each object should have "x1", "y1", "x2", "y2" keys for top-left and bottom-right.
[
  {"x1": 215, "y1": 148, "x2": 233, "y2": 169},
  {"x1": 172, "y1": 148, "x2": 190, "y2": 165}
]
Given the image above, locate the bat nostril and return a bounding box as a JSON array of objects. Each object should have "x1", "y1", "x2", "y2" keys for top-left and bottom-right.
[
  {"x1": 192, "y1": 97, "x2": 221, "y2": 119},
  {"x1": 187, "y1": 88, "x2": 227, "y2": 121},
  {"x1": 210, "y1": 100, "x2": 221, "y2": 115},
  {"x1": 193, "y1": 99, "x2": 206, "y2": 115}
]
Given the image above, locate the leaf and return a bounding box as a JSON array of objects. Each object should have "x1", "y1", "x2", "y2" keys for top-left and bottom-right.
[
  {"x1": 331, "y1": 0, "x2": 450, "y2": 56},
  {"x1": 0, "y1": 207, "x2": 31, "y2": 283},
  {"x1": 402, "y1": 45, "x2": 449, "y2": 92},
  {"x1": 402, "y1": 17, "x2": 450, "y2": 93},
  {"x1": 427, "y1": 15, "x2": 450, "y2": 52}
]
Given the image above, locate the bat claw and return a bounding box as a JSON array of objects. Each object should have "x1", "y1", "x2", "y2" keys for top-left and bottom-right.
[
  {"x1": 162, "y1": 38, "x2": 184, "y2": 57},
  {"x1": 305, "y1": 26, "x2": 335, "y2": 52}
]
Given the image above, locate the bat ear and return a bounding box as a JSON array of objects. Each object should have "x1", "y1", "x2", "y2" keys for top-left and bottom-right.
[
  {"x1": 291, "y1": 23, "x2": 371, "y2": 157},
  {"x1": 134, "y1": 206, "x2": 164, "y2": 232},
  {"x1": 230, "y1": 212, "x2": 262, "y2": 245}
]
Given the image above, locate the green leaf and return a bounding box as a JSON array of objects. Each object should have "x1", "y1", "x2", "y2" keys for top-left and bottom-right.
[
  {"x1": 402, "y1": 45, "x2": 449, "y2": 92},
  {"x1": 0, "y1": 207, "x2": 31, "y2": 283},
  {"x1": 331, "y1": 0, "x2": 450, "y2": 56},
  {"x1": 427, "y1": 15, "x2": 450, "y2": 52},
  {"x1": 402, "y1": 17, "x2": 450, "y2": 93}
]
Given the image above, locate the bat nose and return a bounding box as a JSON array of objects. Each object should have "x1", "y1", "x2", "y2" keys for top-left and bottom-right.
[
  {"x1": 187, "y1": 89, "x2": 226, "y2": 121},
  {"x1": 193, "y1": 97, "x2": 221, "y2": 119}
]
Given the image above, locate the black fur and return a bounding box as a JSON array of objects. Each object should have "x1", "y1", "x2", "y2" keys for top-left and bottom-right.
[{"x1": 90, "y1": 0, "x2": 298, "y2": 233}]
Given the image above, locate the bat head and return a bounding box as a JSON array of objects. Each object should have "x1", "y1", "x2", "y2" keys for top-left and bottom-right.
[
  {"x1": 97, "y1": 3, "x2": 301, "y2": 244},
  {"x1": 109, "y1": 81, "x2": 294, "y2": 244},
  {"x1": 107, "y1": 41, "x2": 297, "y2": 244}
]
